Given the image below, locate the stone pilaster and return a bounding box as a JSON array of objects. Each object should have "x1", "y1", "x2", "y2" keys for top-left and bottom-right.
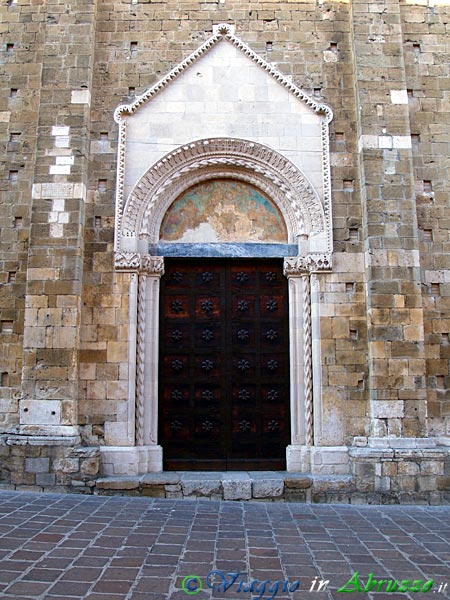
[
  {"x1": 350, "y1": 0, "x2": 426, "y2": 438},
  {"x1": 19, "y1": 1, "x2": 98, "y2": 437}
]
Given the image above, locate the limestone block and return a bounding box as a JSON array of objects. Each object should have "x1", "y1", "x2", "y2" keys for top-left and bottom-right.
[
  {"x1": 25, "y1": 457, "x2": 49, "y2": 473},
  {"x1": 106, "y1": 381, "x2": 128, "y2": 400},
  {"x1": 165, "y1": 484, "x2": 182, "y2": 492},
  {"x1": 104, "y1": 422, "x2": 128, "y2": 446},
  {"x1": 141, "y1": 473, "x2": 180, "y2": 486},
  {"x1": 222, "y1": 479, "x2": 251, "y2": 500},
  {"x1": 20, "y1": 400, "x2": 61, "y2": 425},
  {"x1": 252, "y1": 479, "x2": 284, "y2": 498},
  {"x1": 36, "y1": 473, "x2": 56, "y2": 487},
  {"x1": 181, "y1": 480, "x2": 222, "y2": 497},
  {"x1": 107, "y1": 342, "x2": 128, "y2": 363},
  {"x1": 52, "y1": 458, "x2": 79, "y2": 473},
  {"x1": 418, "y1": 477, "x2": 437, "y2": 492},
  {"x1": 372, "y1": 401, "x2": 404, "y2": 419},
  {"x1": 96, "y1": 477, "x2": 140, "y2": 490},
  {"x1": 420, "y1": 461, "x2": 444, "y2": 476}
]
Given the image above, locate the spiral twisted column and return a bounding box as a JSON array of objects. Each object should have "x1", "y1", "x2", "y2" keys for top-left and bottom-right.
[
  {"x1": 302, "y1": 273, "x2": 313, "y2": 446},
  {"x1": 135, "y1": 273, "x2": 147, "y2": 446}
]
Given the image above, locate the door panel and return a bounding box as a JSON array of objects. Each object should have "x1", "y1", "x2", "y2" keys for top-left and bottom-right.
[{"x1": 159, "y1": 259, "x2": 290, "y2": 470}]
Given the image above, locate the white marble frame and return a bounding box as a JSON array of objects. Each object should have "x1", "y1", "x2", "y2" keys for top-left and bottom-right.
[
  {"x1": 119, "y1": 254, "x2": 321, "y2": 474},
  {"x1": 109, "y1": 165, "x2": 332, "y2": 475}
]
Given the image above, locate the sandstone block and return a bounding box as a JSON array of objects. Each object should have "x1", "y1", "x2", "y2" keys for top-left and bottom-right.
[
  {"x1": 141, "y1": 484, "x2": 166, "y2": 498},
  {"x1": 80, "y1": 457, "x2": 100, "y2": 476}
]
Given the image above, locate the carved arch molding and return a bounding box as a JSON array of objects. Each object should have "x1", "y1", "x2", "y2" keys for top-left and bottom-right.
[{"x1": 115, "y1": 137, "x2": 332, "y2": 268}]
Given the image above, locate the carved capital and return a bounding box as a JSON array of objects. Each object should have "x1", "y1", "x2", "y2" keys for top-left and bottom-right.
[
  {"x1": 140, "y1": 255, "x2": 165, "y2": 277},
  {"x1": 114, "y1": 251, "x2": 141, "y2": 272},
  {"x1": 283, "y1": 256, "x2": 309, "y2": 276},
  {"x1": 308, "y1": 253, "x2": 332, "y2": 272},
  {"x1": 284, "y1": 253, "x2": 332, "y2": 276}
]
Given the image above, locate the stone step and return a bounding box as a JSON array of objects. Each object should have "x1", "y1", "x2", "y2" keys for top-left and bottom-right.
[{"x1": 92, "y1": 472, "x2": 356, "y2": 502}]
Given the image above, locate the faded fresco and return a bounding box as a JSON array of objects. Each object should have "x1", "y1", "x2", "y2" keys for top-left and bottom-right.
[{"x1": 160, "y1": 179, "x2": 287, "y2": 243}]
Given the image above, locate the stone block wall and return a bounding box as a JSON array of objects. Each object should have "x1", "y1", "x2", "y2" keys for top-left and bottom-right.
[
  {"x1": 84, "y1": 0, "x2": 367, "y2": 450},
  {"x1": 0, "y1": 0, "x2": 46, "y2": 431},
  {"x1": 0, "y1": 434, "x2": 100, "y2": 493},
  {"x1": 401, "y1": 2, "x2": 450, "y2": 439},
  {"x1": 0, "y1": 0, "x2": 449, "y2": 501}
]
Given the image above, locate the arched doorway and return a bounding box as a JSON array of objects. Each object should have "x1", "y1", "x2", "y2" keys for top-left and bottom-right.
[
  {"x1": 157, "y1": 179, "x2": 291, "y2": 469},
  {"x1": 110, "y1": 138, "x2": 331, "y2": 474}
]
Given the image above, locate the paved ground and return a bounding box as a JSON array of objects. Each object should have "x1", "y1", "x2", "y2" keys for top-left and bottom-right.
[{"x1": 0, "y1": 491, "x2": 449, "y2": 600}]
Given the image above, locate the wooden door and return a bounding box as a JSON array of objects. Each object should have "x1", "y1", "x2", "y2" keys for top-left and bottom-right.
[{"x1": 159, "y1": 259, "x2": 290, "y2": 470}]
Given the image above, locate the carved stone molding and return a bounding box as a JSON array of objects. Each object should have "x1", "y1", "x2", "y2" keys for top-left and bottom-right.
[
  {"x1": 121, "y1": 139, "x2": 326, "y2": 249},
  {"x1": 284, "y1": 253, "x2": 332, "y2": 276},
  {"x1": 135, "y1": 274, "x2": 147, "y2": 446}
]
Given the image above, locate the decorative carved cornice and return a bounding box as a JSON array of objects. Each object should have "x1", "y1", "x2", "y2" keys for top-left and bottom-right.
[
  {"x1": 114, "y1": 253, "x2": 164, "y2": 275},
  {"x1": 140, "y1": 255, "x2": 165, "y2": 277},
  {"x1": 114, "y1": 24, "x2": 333, "y2": 125},
  {"x1": 114, "y1": 251, "x2": 141, "y2": 271},
  {"x1": 284, "y1": 253, "x2": 332, "y2": 276}
]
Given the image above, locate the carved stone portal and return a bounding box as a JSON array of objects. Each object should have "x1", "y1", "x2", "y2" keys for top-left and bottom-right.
[{"x1": 107, "y1": 24, "x2": 334, "y2": 474}]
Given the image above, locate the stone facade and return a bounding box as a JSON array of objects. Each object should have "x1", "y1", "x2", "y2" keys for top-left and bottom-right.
[{"x1": 0, "y1": 0, "x2": 449, "y2": 502}]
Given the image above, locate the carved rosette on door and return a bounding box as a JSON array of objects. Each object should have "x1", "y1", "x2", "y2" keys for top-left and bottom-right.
[{"x1": 159, "y1": 259, "x2": 290, "y2": 470}]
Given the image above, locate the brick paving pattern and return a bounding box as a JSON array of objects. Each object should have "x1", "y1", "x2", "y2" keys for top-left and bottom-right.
[{"x1": 0, "y1": 491, "x2": 448, "y2": 600}]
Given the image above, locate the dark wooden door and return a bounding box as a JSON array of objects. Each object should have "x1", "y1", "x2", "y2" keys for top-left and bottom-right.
[{"x1": 159, "y1": 259, "x2": 290, "y2": 470}]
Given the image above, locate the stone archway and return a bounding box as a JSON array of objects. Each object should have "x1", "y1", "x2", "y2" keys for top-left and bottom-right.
[
  {"x1": 111, "y1": 139, "x2": 332, "y2": 474},
  {"x1": 116, "y1": 138, "x2": 329, "y2": 256}
]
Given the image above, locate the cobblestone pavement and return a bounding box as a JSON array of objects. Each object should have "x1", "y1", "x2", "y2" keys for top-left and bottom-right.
[{"x1": 0, "y1": 491, "x2": 449, "y2": 600}]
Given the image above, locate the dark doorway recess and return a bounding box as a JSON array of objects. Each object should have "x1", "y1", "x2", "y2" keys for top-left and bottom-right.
[{"x1": 159, "y1": 258, "x2": 290, "y2": 470}]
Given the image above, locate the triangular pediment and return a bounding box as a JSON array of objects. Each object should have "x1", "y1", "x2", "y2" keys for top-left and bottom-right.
[{"x1": 114, "y1": 24, "x2": 332, "y2": 123}]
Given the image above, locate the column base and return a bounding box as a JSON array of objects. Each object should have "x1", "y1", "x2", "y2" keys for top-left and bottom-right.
[
  {"x1": 287, "y1": 445, "x2": 350, "y2": 474},
  {"x1": 100, "y1": 445, "x2": 163, "y2": 476},
  {"x1": 286, "y1": 445, "x2": 311, "y2": 472}
]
